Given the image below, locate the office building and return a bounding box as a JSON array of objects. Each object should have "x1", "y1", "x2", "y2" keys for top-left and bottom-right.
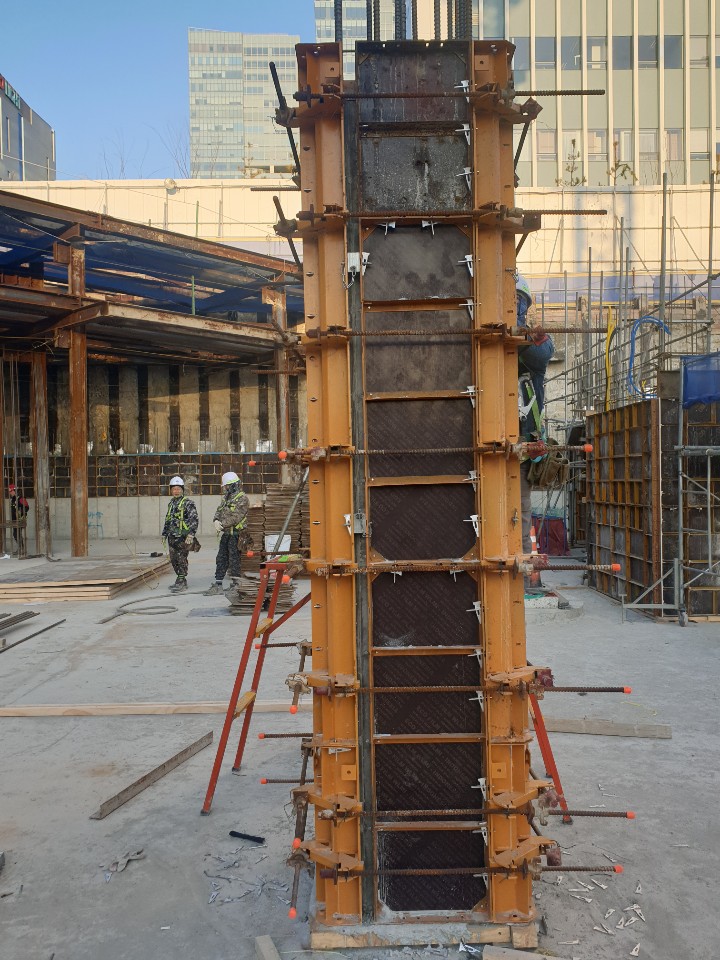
[
  {"x1": 314, "y1": 1, "x2": 718, "y2": 186},
  {"x1": 188, "y1": 29, "x2": 299, "y2": 178},
  {"x1": 0, "y1": 70, "x2": 55, "y2": 181}
]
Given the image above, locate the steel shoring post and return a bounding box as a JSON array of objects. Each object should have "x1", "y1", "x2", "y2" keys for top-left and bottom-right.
[
  {"x1": 231, "y1": 572, "x2": 286, "y2": 772},
  {"x1": 201, "y1": 567, "x2": 271, "y2": 814},
  {"x1": 677, "y1": 364, "x2": 687, "y2": 623}
]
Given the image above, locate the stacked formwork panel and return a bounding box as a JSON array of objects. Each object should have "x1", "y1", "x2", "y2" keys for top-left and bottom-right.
[{"x1": 295, "y1": 40, "x2": 551, "y2": 935}]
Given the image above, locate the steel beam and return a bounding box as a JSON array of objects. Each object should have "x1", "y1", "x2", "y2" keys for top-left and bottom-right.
[{"x1": 69, "y1": 329, "x2": 88, "y2": 557}]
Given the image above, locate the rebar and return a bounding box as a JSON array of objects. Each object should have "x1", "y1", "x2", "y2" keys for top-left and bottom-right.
[{"x1": 258, "y1": 732, "x2": 313, "y2": 739}]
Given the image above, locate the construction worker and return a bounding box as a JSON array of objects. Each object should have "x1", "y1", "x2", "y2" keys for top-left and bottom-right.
[
  {"x1": 161, "y1": 476, "x2": 199, "y2": 594},
  {"x1": 8, "y1": 483, "x2": 29, "y2": 554},
  {"x1": 515, "y1": 273, "x2": 554, "y2": 565},
  {"x1": 204, "y1": 471, "x2": 250, "y2": 596}
]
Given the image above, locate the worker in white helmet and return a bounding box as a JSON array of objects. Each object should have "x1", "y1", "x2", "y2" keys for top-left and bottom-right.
[
  {"x1": 203, "y1": 470, "x2": 250, "y2": 596},
  {"x1": 161, "y1": 476, "x2": 199, "y2": 593}
]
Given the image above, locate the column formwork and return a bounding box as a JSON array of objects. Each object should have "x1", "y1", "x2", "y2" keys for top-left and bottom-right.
[{"x1": 293, "y1": 39, "x2": 552, "y2": 941}]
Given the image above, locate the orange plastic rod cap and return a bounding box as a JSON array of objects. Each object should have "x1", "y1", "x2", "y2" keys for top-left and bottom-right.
[
  {"x1": 611, "y1": 563, "x2": 622, "y2": 571},
  {"x1": 289, "y1": 705, "x2": 298, "y2": 714},
  {"x1": 583, "y1": 443, "x2": 594, "y2": 452},
  {"x1": 292, "y1": 838, "x2": 302, "y2": 849},
  {"x1": 288, "y1": 907, "x2": 297, "y2": 919},
  {"x1": 623, "y1": 686, "x2": 632, "y2": 694},
  {"x1": 282, "y1": 574, "x2": 291, "y2": 584},
  {"x1": 279, "y1": 451, "x2": 288, "y2": 461},
  {"x1": 260, "y1": 778, "x2": 268, "y2": 784},
  {"x1": 626, "y1": 811, "x2": 636, "y2": 819},
  {"x1": 613, "y1": 864, "x2": 624, "y2": 873},
  {"x1": 257, "y1": 733, "x2": 265, "y2": 739},
  {"x1": 248, "y1": 459, "x2": 257, "y2": 467}
]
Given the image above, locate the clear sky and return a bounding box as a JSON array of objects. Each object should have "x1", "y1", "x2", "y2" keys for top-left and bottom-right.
[{"x1": 0, "y1": 0, "x2": 316, "y2": 181}]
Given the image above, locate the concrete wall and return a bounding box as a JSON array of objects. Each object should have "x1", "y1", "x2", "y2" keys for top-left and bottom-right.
[{"x1": 4, "y1": 178, "x2": 717, "y2": 298}]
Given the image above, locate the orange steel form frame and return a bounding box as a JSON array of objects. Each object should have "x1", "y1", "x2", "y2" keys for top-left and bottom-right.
[{"x1": 293, "y1": 40, "x2": 549, "y2": 928}]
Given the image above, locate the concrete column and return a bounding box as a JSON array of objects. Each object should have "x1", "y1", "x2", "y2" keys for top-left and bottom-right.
[
  {"x1": 240, "y1": 368, "x2": 260, "y2": 451},
  {"x1": 87, "y1": 365, "x2": 110, "y2": 454},
  {"x1": 148, "y1": 365, "x2": 170, "y2": 452},
  {"x1": 179, "y1": 366, "x2": 199, "y2": 452},
  {"x1": 208, "y1": 368, "x2": 230, "y2": 451},
  {"x1": 31, "y1": 351, "x2": 51, "y2": 556},
  {"x1": 69, "y1": 330, "x2": 88, "y2": 556},
  {"x1": 118, "y1": 366, "x2": 139, "y2": 453}
]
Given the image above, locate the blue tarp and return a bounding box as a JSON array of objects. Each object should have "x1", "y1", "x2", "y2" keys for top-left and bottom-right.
[{"x1": 681, "y1": 352, "x2": 720, "y2": 407}]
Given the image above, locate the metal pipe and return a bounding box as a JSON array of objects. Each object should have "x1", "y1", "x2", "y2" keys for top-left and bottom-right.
[
  {"x1": 659, "y1": 171, "x2": 668, "y2": 360},
  {"x1": 708, "y1": 173, "x2": 715, "y2": 352},
  {"x1": 268, "y1": 466, "x2": 309, "y2": 558},
  {"x1": 677, "y1": 360, "x2": 686, "y2": 621}
]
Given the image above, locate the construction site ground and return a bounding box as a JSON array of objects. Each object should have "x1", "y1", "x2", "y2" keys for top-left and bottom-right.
[{"x1": 0, "y1": 539, "x2": 716, "y2": 960}]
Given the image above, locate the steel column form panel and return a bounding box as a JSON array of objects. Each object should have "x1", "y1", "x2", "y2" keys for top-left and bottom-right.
[
  {"x1": 295, "y1": 40, "x2": 544, "y2": 930},
  {"x1": 69, "y1": 329, "x2": 88, "y2": 557}
]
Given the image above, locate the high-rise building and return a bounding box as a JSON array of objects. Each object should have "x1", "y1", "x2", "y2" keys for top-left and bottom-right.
[
  {"x1": 0, "y1": 71, "x2": 55, "y2": 181},
  {"x1": 188, "y1": 29, "x2": 299, "y2": 178},
  {"x1": 314, "y1": 1, "x2": 718, "y2": 187},
  {"x1": 491, "y1": 0, "x2": 719, "y2": 188}
]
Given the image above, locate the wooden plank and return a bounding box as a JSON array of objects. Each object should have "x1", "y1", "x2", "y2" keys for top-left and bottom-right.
[
  {"x1": 0, "y1": 695, "x2": 289, "y2": 717},
  {"x1": 89, "y1": 731, "x2": 213, "y2": 819},
  {"x1": 542, "y1": 718, "x2": 672, "y2": 739},
  {"x1": 255, "y1": 935, "x2": 283, "y2": 960},
  {"x1": 0, "y1": 558, "x2": 169, "y2": 587},
  {"x1": 309, "y1": 922, "x2": 512, "y2": 949}
]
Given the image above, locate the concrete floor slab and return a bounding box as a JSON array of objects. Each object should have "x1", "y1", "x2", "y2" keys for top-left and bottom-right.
[{"x1": 0, "y1": 547, "x2": 718, "y2": 959}]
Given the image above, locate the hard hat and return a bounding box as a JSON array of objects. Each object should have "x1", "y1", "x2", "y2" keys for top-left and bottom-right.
[
  {"x1": 222, "y1": 471, "x2": 240, "y2": 486},
  {"x1": 9, "y1": 483, "x2": 16, "y2": 492},
  {"x1": 169, "y1": 476, "x2": 184, "y2": 487},
  {"x1": 516, "y1": 272, "x2": 532, "y2": 304}
]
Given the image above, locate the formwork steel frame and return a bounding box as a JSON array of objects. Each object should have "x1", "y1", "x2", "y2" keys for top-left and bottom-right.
[{"x1": 293, "y1": 39, "x2": 553, "y2": 938}]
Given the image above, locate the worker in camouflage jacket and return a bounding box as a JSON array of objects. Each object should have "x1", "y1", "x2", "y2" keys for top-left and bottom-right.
[
  {"x1": 204, "y1": 471, "x2": 250, "y2": 596},
  {"x1": 162, "y1": 476, "x2": 199, "y2": 593}
]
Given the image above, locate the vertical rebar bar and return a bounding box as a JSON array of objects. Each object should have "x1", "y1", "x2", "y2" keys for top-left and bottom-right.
[
  {"x1": 394, "y1": 0, "x2": 406, "y2": 39},
  {"x1": 434, "y1": 0, "x2": 441, "y2": 38},
  {"x1": 373, "y1": 0, "x2": 381, "y2": 40},
  {"x1": 366, "y1": 0, "x2": 373, "y2": 40},
  {"x1": 334, "y1": 0, "x2": 344, "y2": 43},
  {"x1": 447, "y1": 0, "x2": 454, "y2": 40},
  {"x1": 411, "y1": 0, "x2": 418, "y2": 39},
  {"x1": 585, "y1": 248, "x2": 592, "y2": 410}
]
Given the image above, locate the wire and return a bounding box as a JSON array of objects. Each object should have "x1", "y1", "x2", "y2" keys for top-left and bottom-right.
[{"x1": 626, "y1": 315, "x2": 671, "y2": 398}]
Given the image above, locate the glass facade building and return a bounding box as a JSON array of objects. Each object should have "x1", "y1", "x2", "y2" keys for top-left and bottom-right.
[
  {"x1": 483, "y1": 0, "x2": 719, "y2": 187},
  {"x1": 0, "y1": 71, "x2": 55, "y2": 181},
  {"x1": 188, "y1": 29, "x2": 299, "y2": 178},
  {"x1": 314, "y1": 1, "x2": 719, "y2": 186}
]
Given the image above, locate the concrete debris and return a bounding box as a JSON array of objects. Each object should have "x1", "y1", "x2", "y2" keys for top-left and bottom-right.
[
  {"x1": 603, "y1": 852, "x2": 619, "y2": 863},
  {"x1": 605, "y1": 908, "x2": 616, "y2": 919},
  {"x1": 616, "y1": 917, "x2": 626, "y2": 929},
  {"x1": 593, "y1": 922, "x2": 615, "y2": 936},
  {"x1": 208, "y1": 891, "x2": 219, "y2": 904},
  {"x1": 626, "y1": 917, "x2": 638, "y2": 925},
  {"x1": 101, "y1": 849, "x2": 145, "y2": 875},
  {"x1": 458, "y1": 943, "x2": 482, "y2": 954},
  {"x1": 576, "y1": 880, "x2": 594, "y2": 890},
  {"x1": 635, "y1": 882, "x2": 643, "y2": 894},
  {"x1": 630, "y1": 946, "x2": 641, "y2": 957},
  {"x1": 570, "y1": 894, "x2": 593, "y2": 903},
  {"x1": 559, "y1": 941, "x2": 580, "y2": 946},
  {"x1": 591, "y1": 877, "x2": 608, "y2": 889}
]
